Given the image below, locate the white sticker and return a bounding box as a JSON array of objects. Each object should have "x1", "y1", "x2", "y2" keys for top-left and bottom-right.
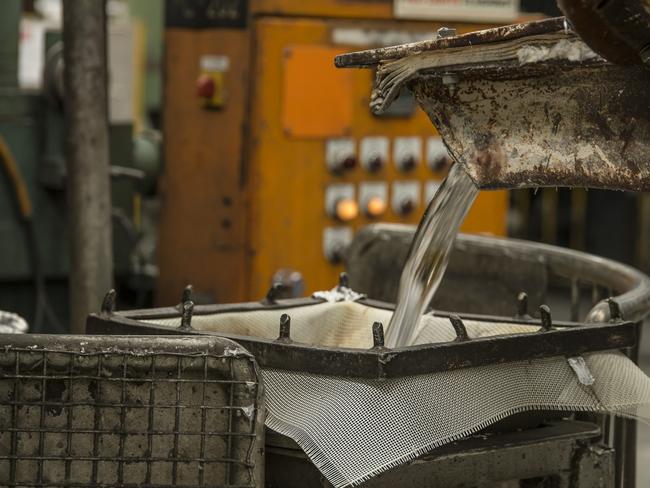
[
  {"x1": 331, "y1": 28, "x2": 437, "y2": 47},
  {"x1": 394, "y1": 0, "x2": 520, "y2": 22},
  {"x1": 200, "y1": 55, "x2": 230, "y2": 72}
]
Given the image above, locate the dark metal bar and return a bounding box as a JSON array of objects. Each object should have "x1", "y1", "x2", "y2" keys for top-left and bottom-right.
[
  {"x1": 63, "y1": 0, "x2": 113, "y2": 333},
  {"x1": 539, "y1": 305, "x2": 553, "y2": 331},
  {"x1": 372, "y1": 322, "x2": 385, "y2": 348},
  {"x1": 179, "y1": 300, "x2": 194, "y2": 331},
  {"x1": 277, "y1": 314, "x2": 292, "y2": 343},
  {"x1": 449, "y1": 315, "x2": 469, "y2": 341},
  {"x1": 101, "y1": 288, "x2": 116, "y2": 315},
  {"x1": 516, "y1": 292, "x2": 529, "y2": 318},
  {"x1": 608, "y1": 298, "x2": 622, "y2": 321},
  {"x1": 87, "y1": 313, "x2": 637, "y2": 379},
  {"x1": 182, "y1": 284, "x2": 193, "y2": 304}
]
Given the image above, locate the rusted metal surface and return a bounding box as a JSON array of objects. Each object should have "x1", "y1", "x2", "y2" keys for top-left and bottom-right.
[
  {"x1": 336, "y1": 17, "x2": 650, "y2": 191},
  {"x1": 334, "y1": 17, "x2": 569, "y2": 68},
  {"x1": 0, "y1": 334, "x2": 265, "y2": 487},
  {"x1": 558, "y1": 0, "x2": 650, "y2": 65},
  {"x1": 87, "y1": 309, "x2": 637, "y2": 379},
  {"x1": 411, "y1": 63, "x2": 650, "y2": 191}
]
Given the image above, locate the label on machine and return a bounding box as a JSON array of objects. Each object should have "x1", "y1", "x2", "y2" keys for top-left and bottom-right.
[{"x1": 394, "y1": 0, "x2": 519, "y2": 22}]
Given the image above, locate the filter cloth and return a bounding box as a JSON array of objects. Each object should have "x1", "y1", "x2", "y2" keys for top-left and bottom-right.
[{"x1": 146, "y1": 300, "x2": 650, "y2": 487}]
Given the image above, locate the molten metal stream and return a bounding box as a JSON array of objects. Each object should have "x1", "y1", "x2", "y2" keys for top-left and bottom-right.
[{"x1": 386, "y1": 163, "x2": 478, "y2": 347}]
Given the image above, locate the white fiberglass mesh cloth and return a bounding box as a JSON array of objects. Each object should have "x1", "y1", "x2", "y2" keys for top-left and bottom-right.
[
  {"x1": 145, "y1": 301, "x2": 534, "y2": 347},
  {"x1": 145, "y1": 302, "x2": 650, "y2": 487}
]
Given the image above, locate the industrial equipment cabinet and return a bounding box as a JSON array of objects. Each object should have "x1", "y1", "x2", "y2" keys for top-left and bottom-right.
[{"x1": 157, "y1": 0, "x2": 513, "y2": 305}]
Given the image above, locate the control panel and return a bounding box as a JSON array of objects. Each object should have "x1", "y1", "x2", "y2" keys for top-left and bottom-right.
[
  {"x1": 321, "y1": 132, "x2": 505, "y2": 267},
  {"x1": 160, "y1": 11, "x2": 509, "y2": 305}
]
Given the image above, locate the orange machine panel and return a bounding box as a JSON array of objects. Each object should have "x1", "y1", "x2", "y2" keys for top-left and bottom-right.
[
  {"x1": 283, "y1": 46, "x2": 353, "y2": 138},
  {"x1": 157, "y1": 28, "x2": 250, "y2": 305},
  {"x1": 159, "y1": 11, "x2": 510, "y2": 306}
]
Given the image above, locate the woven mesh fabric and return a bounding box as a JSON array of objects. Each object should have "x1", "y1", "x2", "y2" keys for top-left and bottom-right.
[
  {"x1": 146, "y1": 301, "x2": 540, "y2": 347},
  {"x1": 145, "y1": 302, "x2": 650, "y2": 487}
]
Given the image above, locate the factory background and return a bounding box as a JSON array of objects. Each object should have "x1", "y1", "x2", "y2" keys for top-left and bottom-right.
[{"x1": 2, "y1": 1, "x2": 650, "y2": 487}]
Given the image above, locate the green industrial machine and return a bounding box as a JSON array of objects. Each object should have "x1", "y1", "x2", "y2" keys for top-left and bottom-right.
[{"x1": 0, "y1": 0, "x2": 159, "y2": 332}]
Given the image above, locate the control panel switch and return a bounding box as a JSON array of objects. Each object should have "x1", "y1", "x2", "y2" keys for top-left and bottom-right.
[
  {"x1": 323, "y1": 227, "x2": 353, "y2": 264},
  {"x1": 392, "y1": 181, "x2": 420, "y2": 216},
  {"x1": 326, "y1": 183, "x2": 358, "y2": 222},
  {"x1": 326, "y1": 138, "x2": 357, "y2": 173},
  {"x1": 394, "y1": 137, "x2": 422, "y2": 172},
  {"x1": 360, "y1": 136, "x2": 389, "y2": 172},
  {"x1": 359, "y1": 181, "x2": 388, "y2": 218},
  {"x1": 426, "y1": 136, "x2": 453, "y2": 173}
]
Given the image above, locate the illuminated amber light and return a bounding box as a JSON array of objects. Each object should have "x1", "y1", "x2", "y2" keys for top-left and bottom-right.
[
  {"x1": 365, "y1": 196, "x2": 386, "y2": 218},
  {"x1": 335, "y1": 198, "x2": 359, "y2": 222}
]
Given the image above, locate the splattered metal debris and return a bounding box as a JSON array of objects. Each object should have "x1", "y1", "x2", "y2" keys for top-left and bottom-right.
[{"x1": 336, "y1": 17, "x2": 650, "y2": 191}]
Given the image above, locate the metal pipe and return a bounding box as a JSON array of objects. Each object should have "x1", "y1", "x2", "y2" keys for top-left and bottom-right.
[{"x1": 63, "y1": 0, "x2": 113, "y2": 333}]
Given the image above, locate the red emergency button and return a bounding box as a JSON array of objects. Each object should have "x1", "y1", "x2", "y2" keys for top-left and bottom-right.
[{"x1": 196, "y1": 74, "x2": 215, "y2": 98}]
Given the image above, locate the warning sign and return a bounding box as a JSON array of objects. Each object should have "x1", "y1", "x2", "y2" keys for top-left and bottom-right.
[{"x1": 394, "y1": 0, "x2": 520, "y2": 22}]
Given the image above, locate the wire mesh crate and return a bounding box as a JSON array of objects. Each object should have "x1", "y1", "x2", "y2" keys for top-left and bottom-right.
[{"x1": 0, "y1": 334, "x2": 264, "y2": 488}]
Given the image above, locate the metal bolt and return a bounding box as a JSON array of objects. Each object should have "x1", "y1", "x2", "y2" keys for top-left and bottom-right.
[
  {"x1": 437, "y1": 27, "x2": 457, "y2": 38},
  {"x1": 539, "y1": 305, "x2": 553, "y2": 331},
  {"x1": 516, "y1": 292, "x2": 529, "y2": 318},
  {"x1": 179, "y1": 300, "x2": 194, "y2": 331},
  {"x1": 338, "y1": 272, "x2": 349, "y2": 289},
  {"x1": 449, "y1": 315, "x2": 469, "y2": 341},
  {"x1": 372, "y1": 321, "x2": 385, "y2": 348},
  {"x1": 607, "y1": 298, "x2": 622, "y2": 321},
  {"x1": 101, "y1": 289, "x2": 116, "y2": 315},
  {"x1": 181, "y1": 284, "x2": 193, "y2": 304},
  {"x1": 277, "y1": 314, "x2": 292, "y2": 343}
]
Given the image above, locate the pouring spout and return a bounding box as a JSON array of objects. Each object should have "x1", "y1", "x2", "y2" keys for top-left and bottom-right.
[{"x1": 337, "y1": 18, "x2": 650, "y2": 191}]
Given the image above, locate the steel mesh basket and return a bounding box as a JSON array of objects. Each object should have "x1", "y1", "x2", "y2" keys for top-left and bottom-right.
[{"x1": 0, "y1": 334, "x2": 264, "y2": 488}]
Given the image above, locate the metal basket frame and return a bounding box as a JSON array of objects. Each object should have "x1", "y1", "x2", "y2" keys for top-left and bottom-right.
[{"x1": 0, "y1": 335, "x2": 264, "y2": 488}]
